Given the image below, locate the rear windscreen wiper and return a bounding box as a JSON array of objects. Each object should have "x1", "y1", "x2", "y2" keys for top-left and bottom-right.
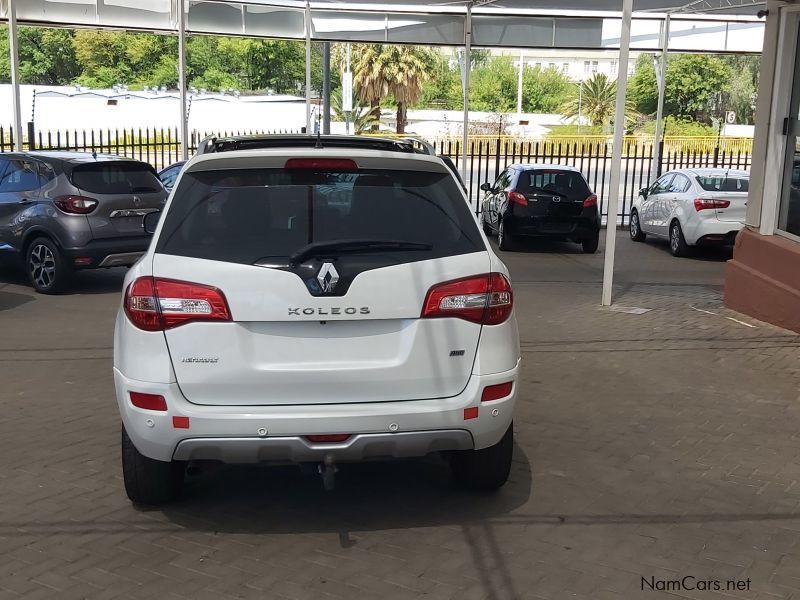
[{"x1": 287, "y1": 239, "x2": 433, "y2": 266}]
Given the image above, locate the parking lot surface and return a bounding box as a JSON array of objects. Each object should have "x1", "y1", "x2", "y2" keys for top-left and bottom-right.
[{"x1": 2, "y1": 231, "x2": 800, "y2": 600}]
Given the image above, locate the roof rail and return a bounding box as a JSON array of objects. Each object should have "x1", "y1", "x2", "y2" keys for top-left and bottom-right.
[{"x1": 194, "y1": 134, "x2": 435, "y2": 156}]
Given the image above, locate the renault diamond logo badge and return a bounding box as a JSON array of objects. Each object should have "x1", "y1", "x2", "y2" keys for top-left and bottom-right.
[{"x1": 317, "y1": 263, "x2": 340, "y2": 293}]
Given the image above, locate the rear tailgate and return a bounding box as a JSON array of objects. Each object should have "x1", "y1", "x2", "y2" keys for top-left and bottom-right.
[
  {"x1": 71, "y1": 161, "x2": 167, "y2": 238},
  {"x1": 516, "y1": 169, "x2": 591, "y2": 220},
  {"x1": 694, "y1": 173, "x2": 749, "y2": 223},
  {"x1": 712, "y1": 192, "x2": 748, "y2": 223},
  {"x1": 150, "y1": 154, "x2": 491, "y2": 406}
]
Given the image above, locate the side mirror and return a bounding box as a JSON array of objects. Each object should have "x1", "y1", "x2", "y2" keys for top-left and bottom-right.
[
  {"x1": 143, "y1": 211, "x2": 161, "y2": 235},
  {"x1": 639, "y1": 187, "x2": 649, "y2": 198},
  {"x1": 480, "y1": 182, "x2": 492, "y2": 192}
]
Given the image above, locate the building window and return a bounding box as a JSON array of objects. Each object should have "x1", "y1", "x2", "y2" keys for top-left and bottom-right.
[
  {"x1": 591, "y1": 61, "x2": 599, "y2": 73},
  {"x1": 548, "y1": 62, "x2": 556, "y2": 69},
  {"x1": 535, "y1": 62, "x2": 542, "y2": 69},
  {"x1": 562, "y1": 63, "x2": 569, "y2": 74},
  {"x1": 584, "y1": 61, "x2": 591, "y2": 74},
  {"x1": 610, "y1": 59, "x2": 618, "y2": 74}
]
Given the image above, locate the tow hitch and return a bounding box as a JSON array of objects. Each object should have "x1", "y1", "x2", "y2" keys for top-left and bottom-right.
[{"x1": 318, "y1": 455, "x2": 338, "y2": 491}]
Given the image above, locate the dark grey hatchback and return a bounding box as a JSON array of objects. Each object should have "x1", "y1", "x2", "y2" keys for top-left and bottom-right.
[
  {"x1": 0, "y1": 152, "x2": 167, "y2": 293},
  {"x1": 479, "y1": 164, "x2": 601, "y2": 253}
]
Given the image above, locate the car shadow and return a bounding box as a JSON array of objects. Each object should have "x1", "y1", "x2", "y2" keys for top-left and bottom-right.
[
  {"x1": 490, "y1": 238, "x2": 591, "y2": 255},
  {"x1": 158, "y1": 444, "x2": 533, "y2": 535},
  {"x1": 0, "y1": 265, "x2": 127, "y2": 295},
  {"x1": 646, "y1": 238, "x2": 734, "y2": 262}
]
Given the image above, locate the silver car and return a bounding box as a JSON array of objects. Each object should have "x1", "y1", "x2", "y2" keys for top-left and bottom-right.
[
  {"x1": 0, "y1": 152, "x2": 167, "y2": 293},
  {"x1": 629, "y1": 168, "x2": 749, "y2": 257}
]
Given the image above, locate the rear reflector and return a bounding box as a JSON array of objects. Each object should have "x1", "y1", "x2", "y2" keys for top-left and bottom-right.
[
  {"x1": 124, "y1": 277, "x2": 232, "y2": 331},
  {"x1": 694, "y1": 198, "x2": 730, "y2": 211},
  {"x1": 464, "y1": 407, "x2": 479, "y2": 420},
  {"x1": 285, "y1": 158, "x2": 358, "y2": 171},
  {"x1": 508, "y1": 191, "x2": 528, "y2": 206},
  {"x1": 481, "y1": 382, "x2": 513, "y2": 402},
  {"x1": 305, "y1": 434, "x2": 352, "y2": 443},
  {"x1": 129, "y1": 392, "x2": 167, "y2": 411},
  {"x1": 172, "y1": 416, "x2": 190, "y2": 429},
  {"x1": 583, "y1": 194, "x2": 598, "y2": 208},
  {"x1": 421, "y1": 273, "x2": 513, "y2": 325},
  {"x1": 73, "y1": 256, "x2": 92, "y2": 266}
]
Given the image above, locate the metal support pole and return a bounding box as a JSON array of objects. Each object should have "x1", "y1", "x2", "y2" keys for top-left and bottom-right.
[
  {"x1": 322, "y1": 42, "x2": 331, "y2": 135},
  {"x1": 305, "y1": 2, "x2": 312, "y2": 134},
  {"x1": 178, "y1": 0, "x2": 189, "y2": 160},
  {"x1": 9, "y1": 0, "x2": 23, "y2": 151},
  {"x1": 345, "y1": 43, "x2": 351, "y2": 135},
  {"x1": 651, "y1": 15, "x2": 670, "y2": 178},
  {"x1": 461, "y1": 5, "x2": 471, "y2": 184},
  {"x1": 601, "y1": 0, "x2": 633, "y2": 307},
  {"x1": 516, "y1": 50, "x2": 524, "y2": 123}
]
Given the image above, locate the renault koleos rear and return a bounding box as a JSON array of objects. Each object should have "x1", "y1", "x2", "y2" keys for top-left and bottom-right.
[{"x1": 113, "y1": 136, "x2": 521, "y2": 504}]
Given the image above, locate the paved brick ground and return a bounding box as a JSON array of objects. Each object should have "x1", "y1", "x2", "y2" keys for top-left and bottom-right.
[{"x1": 1, "y1": 232, "x2": 799, "y2": 600}]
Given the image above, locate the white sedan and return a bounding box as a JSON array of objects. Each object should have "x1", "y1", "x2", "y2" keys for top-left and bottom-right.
[{"x1": 629, "y1": 168, "x2": 749, "y2": 256}]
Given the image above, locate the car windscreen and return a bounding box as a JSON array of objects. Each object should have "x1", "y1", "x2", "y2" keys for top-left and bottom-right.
[
  {"x1": 518, "y1": 170, "x2": 591, "y2": 201},
  {"x1": 71, "y1": 163, "x2": 163, "y2": 194},
  {"x1": 695, "y1": 175, "x2": 749, "y2": 193},
  {"x1": 155, "y1": 168, "x2": 483, "y2": 265}
]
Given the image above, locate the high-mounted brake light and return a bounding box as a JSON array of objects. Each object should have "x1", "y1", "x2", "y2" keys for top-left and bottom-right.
[
  {"x1": 421, "y1": 273, "x2": 513, "y2": 325},
  {"x1": 694, "y1": 198, "x2": 730, "y2": 211},
  {"x1": 508, "y1": 191, "x2": 528, "y2": 207},
  {"x1": 285, "y1": 158, "x2": 358, "y2": 171},
  {"x1": 54, "y1": 195, "x2": 98, "y2": 214},
  {"x1": 583, "y1": 194, "x2": 598, "y2": 208},
  {"x1": 124, "y1": 277, "x2": 232, "y2": 331}
]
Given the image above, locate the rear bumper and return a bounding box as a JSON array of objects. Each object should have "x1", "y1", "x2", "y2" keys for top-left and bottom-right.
[
  {"x1": 63, "y1": 236, "x2": 152, "y2": 269},
  {"x1": 113, "y1": 362, "x2": 520, "y2": 463},
  {"x1": 506, "y1": 215, "x2": 599, "y2": 238},
  {"x1": 682, "y1": 219, "x2": 743, "y2": 246}
]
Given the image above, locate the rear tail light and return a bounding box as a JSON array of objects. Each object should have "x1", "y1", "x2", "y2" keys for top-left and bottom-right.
[
  {"x1": 305, "y1": 434, "x2": 352, "y2": 443},
  {"x1": 583, "y1": 194, "x2": 598, "y2": 208},
  {"x1": 508, "y1": 191, "x2": 528, "y2": 206},
  {"x1": 124, "y1": 277, "x2": 232, "y2": 331},
  {"x1": 54, "y1": 195, "x2": 98, "y2": 214},
  {"x1": 481, "y1": 382, "x2": 513, "y2": 402},
  {"x1": 129, "y1": 391, "x2": 167, "y2": 411},
  {"x1": 421, "y1": 273, "x2": 513, "y2": 325},
  {"x1": 285, "y1": 158, "x2": 358, "y2": 171},
  {"x1": 694, "y1": 198, "x2": 730, "y2": 211}
]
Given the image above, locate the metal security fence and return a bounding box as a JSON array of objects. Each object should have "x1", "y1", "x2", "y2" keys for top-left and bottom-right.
[
  {"x1": 434, "y1": 138, "x2": 752, "y2": 224},
  {"x1": 2, "y1": 125, "x2": 752, "y2": 224}
]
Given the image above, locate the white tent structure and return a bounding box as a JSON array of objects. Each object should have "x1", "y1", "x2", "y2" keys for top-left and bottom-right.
[{"x1": 1, "y1": 0, "x2": 766, "y2": 305}]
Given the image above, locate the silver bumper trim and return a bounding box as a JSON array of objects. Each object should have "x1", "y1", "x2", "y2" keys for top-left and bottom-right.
[
  {"x1": 97, "y1": 252, "x2": 144, "y2": 267},
  {"x1": 172, "y1": 429, "x2": 474, "y2": 463}
]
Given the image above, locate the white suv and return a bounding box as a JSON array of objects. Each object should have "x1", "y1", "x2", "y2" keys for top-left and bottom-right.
[{"x1": 113, "y1": 136, "x2": 520, "y2": 504}]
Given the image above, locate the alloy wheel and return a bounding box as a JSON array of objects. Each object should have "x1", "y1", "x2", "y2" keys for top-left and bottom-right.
[
  {"x1": 631, "y1": 214, "x2": 639, "y2": 237},
  {"x1": 29, "y1": 244, "x2": 56, "y2": 290},
  {"x1": 670, "y1": 224, "x2": 680, "y2": 253}
]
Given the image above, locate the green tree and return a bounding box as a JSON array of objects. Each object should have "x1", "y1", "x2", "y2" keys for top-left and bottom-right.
[
  {"x1": 521, "y1": 66, "x2": 573, "y2": 113},
  {"x1": 331, "y1": 89, "x2": 380, "y2": 134},
  {"x1": 420, "y1": 53, "x2": 463, "y2": 110},
  {"x1": 469, "y1": 56, "x2": 518, "y2": 112},
  {"x1": 0, "y1": 27, "x2": 80, "y2": 85},
  {"x1": 628, "y1": 53, "x2": 658, "y2": 115},
  {"x1": 383, "y1": 45, "x2": 436, "y2": 133},
  {"x1": 561, "y1": 73, "x2": 637, "y2": 127}
]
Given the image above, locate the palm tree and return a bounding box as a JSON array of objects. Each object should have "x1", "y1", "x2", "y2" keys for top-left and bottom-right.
[
  {"x1": 331, "y1": 89, "x2": 381, "y2": 134},
  {"x1": 561, "y1": 73, "x2": 638, "y2": 128},
  {"x1": 383, "y1": 45, "x2": 436, "y2": 134},
  {"x1": 352, "y1": 44, "x2": 390, "y2": 132}
]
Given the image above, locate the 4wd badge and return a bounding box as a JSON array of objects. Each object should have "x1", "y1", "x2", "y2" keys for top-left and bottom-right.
[{"x1": 317, "y1": 262, "x2": 340, "y2": 293}]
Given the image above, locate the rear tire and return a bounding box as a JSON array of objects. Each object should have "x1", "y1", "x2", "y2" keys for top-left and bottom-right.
[
  {"x1": 26, "y1": 237, "x2": 72, "y2": 294},
  {"x1": 121, "y1": 427, "x2": 184, "y2": 505},
  {"x1": 629, "y1": 210, "x2": 646, "y2": 242},
  {"x1": 669, "y1": 220, "x2": 690, "y2": 257},
  {"x1": 450, "y1": 423, "x2": 513, "y2": 491},
  {"x1": 581, "y1": 231, "x2": 600, "y2": 254},
  {"x1": 497, "y1": 220, "x2": 514, "y2": 251}
]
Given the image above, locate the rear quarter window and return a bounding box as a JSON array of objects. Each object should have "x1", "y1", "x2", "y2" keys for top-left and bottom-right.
[
  {"x1": 155, "y1": 168, "x2": 483, "y2": 266},
  {"x1": 72, "y1": 162, "x2": 163, "y2": 194}
]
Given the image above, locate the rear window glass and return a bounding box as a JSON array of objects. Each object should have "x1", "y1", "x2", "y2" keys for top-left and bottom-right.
[
  {"x1": 156, "y1": 168, "x2": 483, "y2": 265},
  {"x1": 519, "y1": 170, "x2": 590, "y2": 200},
  {"x1": 72, "y1": 163, "x2": 162, "y2": 194},
  {"x1": 695, "y1": 175, "x2": 749, "y2": 192}
]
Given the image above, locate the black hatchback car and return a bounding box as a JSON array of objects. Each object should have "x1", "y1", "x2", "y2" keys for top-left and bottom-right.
[{"x1": 480, "y1": 164, "x2": 600, "y2": 253}]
